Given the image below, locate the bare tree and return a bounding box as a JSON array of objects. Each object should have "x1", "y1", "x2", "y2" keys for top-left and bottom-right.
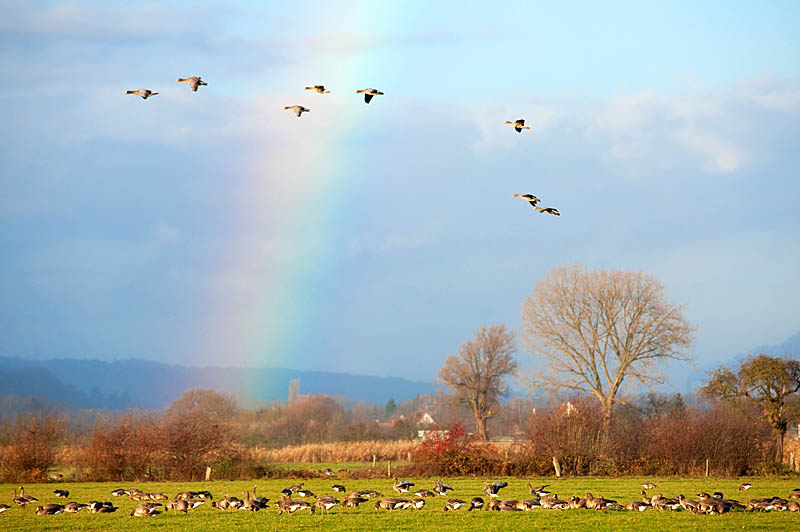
[
  {"x1": 439, "y1": 324, "x2": 518, "y2": 441},
  {"x1": 702, "y1": 354, "x2": 800, "y2": 463},
  {"x1": 521, "y1": 264, "x2": 694, "y2": 433}
]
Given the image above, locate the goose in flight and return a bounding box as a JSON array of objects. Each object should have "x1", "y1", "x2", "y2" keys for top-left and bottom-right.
[
  {"x1": 393, "y1": 477, "x2": 414, "y2": 493},
  {"x1": 513, "y1": 194, "x2": 541, "y2": 209},
  {"x1": 177, "y1": 76, "x2": 208, "y2": 92},
  {"x1": 284, "y1": 105, "x2": 310, "y2": 117},
  {"x1": 536, "y1": 206, "x2": 560, "y2": 216},
  {"x1": 356, "y1": 88, "x2": 384, "y2": 103},
  {"x1": 305, "y1": 85, "x2": 330, "y2": 93},
  {"x1": 483, "y1": 481, "x2": 508, "y2": 499},
  {"x1": 505, "y1": 119, "x2": 531, "y2": 132},
  {"x1": 126, "y1": 89, "x2": 158, "y2": 99}
]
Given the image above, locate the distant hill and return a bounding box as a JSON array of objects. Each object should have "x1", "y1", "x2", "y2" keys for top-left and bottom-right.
[
  {"x1": 751, "y1": 330, "x2": 800, "y2": 357},
  {"x1": 0, "y1": 357, "x2": 435, "y2": 410}
]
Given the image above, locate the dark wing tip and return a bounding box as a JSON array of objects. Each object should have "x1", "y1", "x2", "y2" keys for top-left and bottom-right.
[{"x1": 364, "y1": 94, "x2": 373, "y2": 103}]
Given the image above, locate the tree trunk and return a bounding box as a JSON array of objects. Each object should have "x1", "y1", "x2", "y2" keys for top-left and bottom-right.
[
  {"x1": 777, "y1": 428, "x2": 785, "y2": 464},
  {"x1": 475, "y1": 416, "x2": 489, "y2": 441},
  {"x1": 600, "y1": 400, "x2": 613, "y2": 451}
]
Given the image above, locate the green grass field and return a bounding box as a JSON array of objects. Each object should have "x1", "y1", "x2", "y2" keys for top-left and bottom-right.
[{"x1": 2, "y1": 476, "x2": 798, "y2": 531}]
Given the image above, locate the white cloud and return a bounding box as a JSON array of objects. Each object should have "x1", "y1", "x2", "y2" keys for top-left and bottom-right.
[
  {"x1": 467, "y1": 76, "x2": 800, "y2": 176},
  {"x1": 673, "y1": 125, "x2": 745, "y2": 173}
]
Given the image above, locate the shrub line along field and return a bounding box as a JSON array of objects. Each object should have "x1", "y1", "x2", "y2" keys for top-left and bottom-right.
[{"x1": 2, "y1": 476, "x2": 799, "y2": 531}]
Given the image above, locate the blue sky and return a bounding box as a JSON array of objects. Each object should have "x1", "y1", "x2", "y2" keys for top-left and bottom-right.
[{"x1": 1, "y1": 1, "x2": 799, "y2": 394}]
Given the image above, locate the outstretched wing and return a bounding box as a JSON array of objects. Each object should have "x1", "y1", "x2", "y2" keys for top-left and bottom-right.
[{"x1": 364, "y1": 93, "x2": 374, "y2": 104}]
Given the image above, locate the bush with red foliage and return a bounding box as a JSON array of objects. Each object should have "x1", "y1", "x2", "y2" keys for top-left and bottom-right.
[
  {"x1": 85, "y1": 414, "x2": 160, "y2": 481},
  {"x1": 410, "y1": 423, "x2": 498, "y2": 476},
  {"x1": 0, "y1": 413, "x2": 64, "y2": 482},
  {"x1": 524, "y1": 396, "x2": 776, "y2": 476}
]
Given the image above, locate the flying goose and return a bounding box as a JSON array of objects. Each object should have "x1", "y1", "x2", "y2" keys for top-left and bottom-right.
[
  {"x1": 284, "y1": 105, "x2": 310, "y2": 117},
  {"x1": 535, "y1": 206, "x2": 560, "y2": 216},
  {"x1": 305, "y1": 85, "x2": 330, "y2": 93},
  {"x1": 483, "y1": 481, "x2": 508, "y2": 499},
  {"x1": 525, "y1": 483, "x2": 549, "y2": 496},
  {"x1": 53, "y1": 489, "x2": 69, "y2": 498},
  {"x1": 356, "y1": 88, "x2": 384, "y2": 103},
  {"x1": 177, "y1": 76, "x2": 207, "y2": 92},
  {"x1": 125, "y1": 89, "x2": 158, "y2": 99},
  {"x1": 393, "y1": 477, "x2": 414, "y2": 493},
  {"x1": 0, "y1": 504, "x2": 12, "y2": 513},
  {"x1": 513, "y1": 194, "x2": 541, "y2": 209},
  {"x1": 505, "y1": 119, "x2": 531, "y2": 133},
  {"x1": 433, "y1": 479, "x2": 454, "y2": 495}
]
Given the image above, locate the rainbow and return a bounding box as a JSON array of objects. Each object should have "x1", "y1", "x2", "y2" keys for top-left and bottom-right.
[{"x1": 191, "y1": 12, "x2": 407, "y2": 397}]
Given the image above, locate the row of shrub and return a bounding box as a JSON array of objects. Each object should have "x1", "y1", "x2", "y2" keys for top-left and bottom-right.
[
  {"x1": 0, "y1": 392, "x2": 785, "y2": 482},
  {"x1": 406, "y1": 399, "x2": 779, "y2": 477}
]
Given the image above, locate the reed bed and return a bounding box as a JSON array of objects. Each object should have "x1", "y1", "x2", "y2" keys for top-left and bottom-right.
[{"x1": 250, "y1": 440, "x2": 418, "y2": 463}]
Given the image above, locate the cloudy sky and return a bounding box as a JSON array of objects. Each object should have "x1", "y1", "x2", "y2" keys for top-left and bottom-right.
[{"x1": 1, "y1": 1, "x2": 799, "y2": 391}]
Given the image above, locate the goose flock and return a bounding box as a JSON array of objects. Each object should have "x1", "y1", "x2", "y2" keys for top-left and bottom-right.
[
  {"x1": 124, "y1": 75, "x2": 557, "y2": 218},
  {"x1": 5, "y1": 481, "x2": 800, "y2": 519}
]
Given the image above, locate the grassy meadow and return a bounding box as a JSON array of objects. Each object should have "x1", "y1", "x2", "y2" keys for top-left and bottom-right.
[{"x1": 2, "y1": 475, "x2": 799, "y2": 531}]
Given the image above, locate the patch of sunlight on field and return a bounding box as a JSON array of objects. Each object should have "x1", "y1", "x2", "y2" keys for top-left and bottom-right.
[{"x1": 1, "y1": 476, "x2": 798, "y2": 531}]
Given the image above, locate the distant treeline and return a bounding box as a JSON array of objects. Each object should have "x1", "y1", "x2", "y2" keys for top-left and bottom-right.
[{"x1": 0, "y1": 388, "x2": 786, "y2": 482}]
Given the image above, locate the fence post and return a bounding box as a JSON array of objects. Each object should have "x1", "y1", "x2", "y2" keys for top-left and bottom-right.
[
  {"x1": 372, "y1": 454, "x2": 376, "y2": 468},
  {"x1": 705, "y1": 458, "x2": 709, "y2": 477},
  {"x1": 205, "y1": 466, "x2": 212, "y2": 481}
]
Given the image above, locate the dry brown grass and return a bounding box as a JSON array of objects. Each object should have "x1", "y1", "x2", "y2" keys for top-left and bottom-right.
[
  {"x1": 249, "y1": 440, "x2": 418, "y2": 463},
  {"x1": 248, "y1": 439, "x2": 525, "y2": 464}
]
